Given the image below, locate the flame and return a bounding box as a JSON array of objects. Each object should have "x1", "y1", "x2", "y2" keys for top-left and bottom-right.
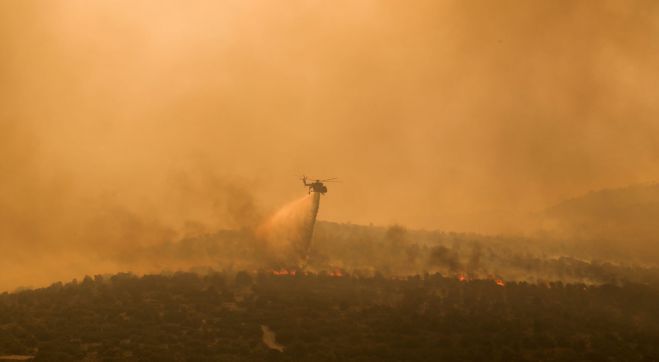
[
  {"x1": 270, "y1": 268, "x2": 345, "y2": 277},
  {"x1": 271, "y1": 268, "x2": 296, "y2": 276},
  {"x1": 456, "y1": 273, "x2": 504, "y2": 286}
]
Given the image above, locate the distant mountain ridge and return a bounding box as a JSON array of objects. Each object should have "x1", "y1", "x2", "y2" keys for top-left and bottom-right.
[
  {"x1": 547, "y1": 182, "x2": 659, "y2": 216},
  {"x1": 541, "y1": 182, "x2": 659, "y2": 263}
]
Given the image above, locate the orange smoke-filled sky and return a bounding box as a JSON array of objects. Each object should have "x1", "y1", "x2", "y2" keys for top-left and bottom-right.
[{"x1": 2, "y1": 0, "x2": 659, "y2": 234}]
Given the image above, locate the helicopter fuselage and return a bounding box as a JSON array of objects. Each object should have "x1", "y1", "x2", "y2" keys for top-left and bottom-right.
[
  {"x1": 308, "y1": 182, "x2": 328, "y2": 194},
  {"x1": 303, "y1": 179, "x2": 328, "y2": 194}
]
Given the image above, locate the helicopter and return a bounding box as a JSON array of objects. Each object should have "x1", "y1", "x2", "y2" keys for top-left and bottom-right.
[{"x1": 301, "y1": 176, "x2": 338, "y2": 195}]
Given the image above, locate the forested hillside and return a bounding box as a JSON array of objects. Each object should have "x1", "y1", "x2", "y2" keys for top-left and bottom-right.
[{"x1": 1, "y1": 272, "x2": 658, "y2": 361}]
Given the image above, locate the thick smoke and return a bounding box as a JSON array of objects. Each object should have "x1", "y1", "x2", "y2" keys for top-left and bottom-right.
[
  {"x1": 2, "y1": 0, "x2": 658, "y2": 232},
  {"x1": 2, "y1": 1, "x2": 659, "y2": 290}
]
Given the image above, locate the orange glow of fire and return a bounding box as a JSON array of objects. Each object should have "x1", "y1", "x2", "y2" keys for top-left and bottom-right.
[
  {"x1": 458, "y1": 274, "x2": 466, "y2": 282},
  {"x1": 495, "y1": 279, "x2": 505, "y2": 287},
  {"x1": 330, "y1": 269, "x2": 343, "y2": 277},
  {"x1": 271, "y1": 268, "x2": 296, "y2": 276}
]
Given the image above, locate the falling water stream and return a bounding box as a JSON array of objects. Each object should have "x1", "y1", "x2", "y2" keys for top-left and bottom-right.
[{"x1": 257, "y1": 191, "x2": 321, "y2": 266}]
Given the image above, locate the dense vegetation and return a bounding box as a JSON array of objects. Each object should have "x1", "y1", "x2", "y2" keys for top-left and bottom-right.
[
  {"x1": 1, "y1": 271, "x2": 658, "y2": 361},
  {"x1": 117, "y1": 221, "x2": 659, "y2": 287},
  {"x1": 311, "y1": 222, "x2": 659, "y2": 286}
]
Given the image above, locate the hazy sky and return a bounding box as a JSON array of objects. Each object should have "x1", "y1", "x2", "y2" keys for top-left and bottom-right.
[{"x1": 2, "y1": 0, "x2": 659, "y2": 237}]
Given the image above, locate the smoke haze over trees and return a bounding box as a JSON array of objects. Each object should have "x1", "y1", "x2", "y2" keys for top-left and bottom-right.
[{"x1": 1, "y1": 0, "x2": 659, "y2": 300}]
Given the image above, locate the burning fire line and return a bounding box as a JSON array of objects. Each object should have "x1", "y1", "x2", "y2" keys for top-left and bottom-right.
[
  {"x1": 269, "y1": 268, "x2": 345, "y2": 277},
  {"x1": 271, "y1": 268, "x2": 296, "y2": 276},
  {"x1": 330, "y1": 269, "x2": 343, "y2": 277},
  {"x1": 456, "y1": 273, "x2": 505, "y2": 287}
]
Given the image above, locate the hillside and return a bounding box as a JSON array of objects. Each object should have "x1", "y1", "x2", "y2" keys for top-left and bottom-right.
[
  {"x1": 541, "y1": 183, "x2": 659, "y2": 262},
  {"x1": 1, "y1": 272, "x2": 658, "y2": 361}
]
